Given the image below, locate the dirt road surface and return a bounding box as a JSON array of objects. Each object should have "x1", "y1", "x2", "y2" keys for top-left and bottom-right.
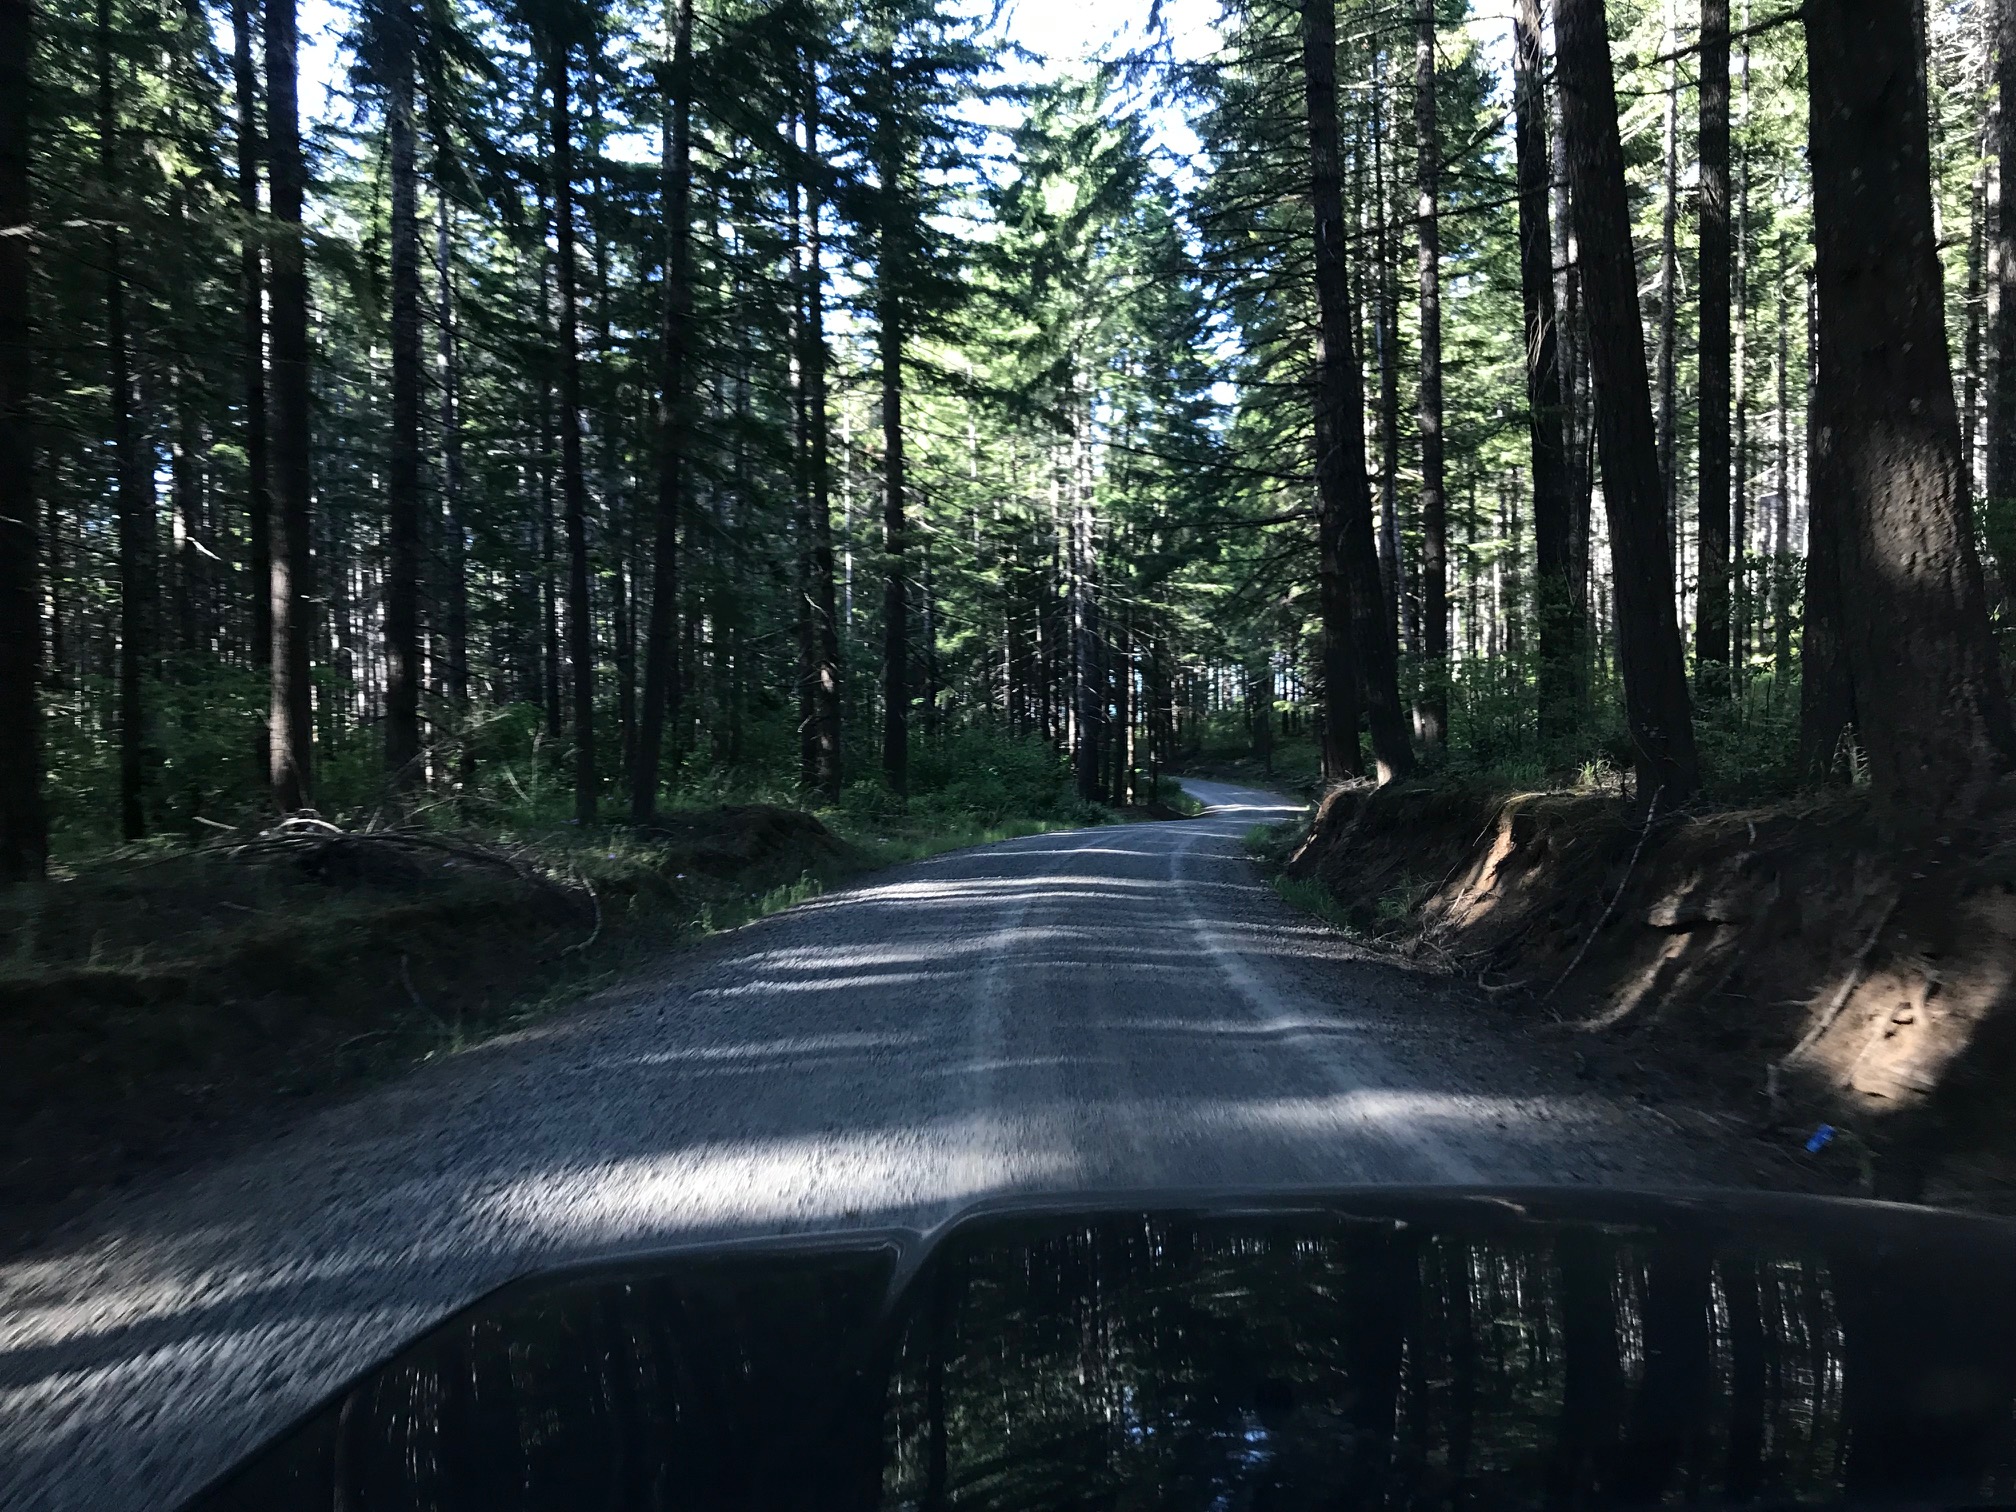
[{"x1": 0, "y1": 779, "x2": 1723, "y2": 1510}]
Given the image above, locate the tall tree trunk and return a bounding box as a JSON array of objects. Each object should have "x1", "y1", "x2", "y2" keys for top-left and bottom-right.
[
  {"x1": 1071, "y1": 400, "x2": 1101, "y2": 801},
  {"x1": 1372, "y1": 61, "x2": 1403, "y2": 642},
  {"x1": 1805, "y1": 0, "x2": 2016, "y2": 826},
  {"x1": 632, "y1": 0, "x2": 692, "y2": 825},
  {"x1": 231, "y1": 0, "x2": 269, "y2": 704},
  {"x1": 1987, "y1": 0, "x2": 2016, "y2": 605},
  {"x1": 877, "y1": 46, "x2": 909, "y2": 799},
  {"x1": 1304, "y1": 0, "x2": 1413, "y2": 782},
  {"x1": 101, "y1": 0, "x2": 151, "y2": 840},
  {"x1": 1773, "y1": 235, "x2": 1792, "y2": 685},
  {"x1": 383, "y1": 24, "x2": 422, "y2": 791},
  {"x1": 1556, "y1": 0, "x2": 1701, "y2": 802},
  {"x1": 1963, "y1": 113, "x2": 1991, "y2": 508},
  {"x1": 1549, "y1": 45, "x2": 1594, "y2": 685},
  {"x1": 436, "y1": 178, "x2": 471, "y2": 785},
  {"x1": 536, "y1": 222, "x2": 560, "y2": 743},
  {"x1": 266, "y1": 0, "x2": 313, "y2": 811},
  {"x1": 1413, "y1": 0, "x2": 1447, "y2": 747},
  {"x1": 1654, "y1": 0, "x2": 1682, "y2": 554},
  {"x1": 801, "y1": 68, "x2": 841, "y2": 802},
  {"x1": 1732, "y1": 5, "x2": 1753, "y2": 679},
  {"x1": 1515, "y1": 0, "x2": 1576, "y2": 740},
  {"x1": 1306, "y1": 0, "x2": 1364, "y2": 781},
  {"x1": 1696, "y1": 0, "x2": 1733, "y2": 695},
  {"x1": 0, "y1": 0, "x2": 42, "y2": 880},
  {"x1": 548, "y1": 34, "x2": 595, "y2": 824}
]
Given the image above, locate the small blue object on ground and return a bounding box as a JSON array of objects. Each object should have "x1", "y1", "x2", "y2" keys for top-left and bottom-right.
[{"x1": 1805, "y1": 1124, "x2": 1835, "y2": 1154}]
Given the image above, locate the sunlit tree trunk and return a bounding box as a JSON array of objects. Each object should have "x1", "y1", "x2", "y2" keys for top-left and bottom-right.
[
  {"x1": 1986, "y1": 0, "x2": 2016, "y2": 604},
  {"x1": 1805, "y1": 0, "x2": 2016, "y2": 825}
]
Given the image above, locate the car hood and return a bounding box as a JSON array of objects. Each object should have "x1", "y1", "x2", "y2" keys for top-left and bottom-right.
[{"x1": 181, "y1": 1186, "x2": 2016, "y2": 1510}]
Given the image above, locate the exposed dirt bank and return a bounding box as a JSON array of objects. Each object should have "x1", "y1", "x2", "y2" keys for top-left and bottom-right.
[
  {"x1": 0, "y1": 805, "x2": 850, "y2": 1245},
  {"x1": 1280, "y1": 780, "x2": 2016, "y2": 1207}
]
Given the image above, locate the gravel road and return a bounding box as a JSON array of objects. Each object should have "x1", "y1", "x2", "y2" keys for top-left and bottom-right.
[{"x1": 0, "y1": 778, "x2": 1716, "y2": 1510}]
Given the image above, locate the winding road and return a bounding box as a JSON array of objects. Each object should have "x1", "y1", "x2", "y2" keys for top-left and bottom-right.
[{"x1": 0, "y1": 778, "x2": 1714, "y2": 1510}]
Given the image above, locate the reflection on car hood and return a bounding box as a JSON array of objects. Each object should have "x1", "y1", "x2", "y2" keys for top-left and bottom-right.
[{"x1": 181, "y1": 1187, "x2": 2016, "y2": 1511}]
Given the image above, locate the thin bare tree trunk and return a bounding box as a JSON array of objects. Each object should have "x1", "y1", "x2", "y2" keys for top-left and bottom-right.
[
  {"x1": 1414, "y1": 0, "x2": 1447, "y2": 747},
  {"x1": 1516, "y1": 0, "x2": 1576, "y2": 740},
  {"x1": 548, "y1": 34, "x2": 595, "y2": 823},
  {"x1": 1305, "y1": 0, "x2": 1364, "y2": 781},
  {"x1": 0, "y1": 0, "x2": 42, "y2": 879},
  {"x1": 436, "y1": 176, "x2": 470, "y2": 785},
  {"x1": 877, "y1": 45, "x2": 909, "y2": 798},
  {"x1": 1654, "y1": 0, "x2": 1681, "y2": 555},
  {"x1": 266, "y1": 0, "x2": 313, "y2": 811},
  {"x1": 802, "y1": 69, "x2": 841, "y2": 801},
  {"x1": 1696, "y1": 0, "x2": 1733, "y2": 694},
  {"x1": 101, "y1": 0, "x2": 152, "y2": 839},
  {"x1": 1732, "y1": 1, "x2": 1753, "y2": 681},
  {"x1": 1987, "y1": 0, "x2": 2016, "y2": 603},
  {"x1": 383, "y1": 16, "x2": 422, "y2": 790},
  {"x1": 632, "y1": 0, "x2": 692, "y2": 824},
  {"x1": 230, "y1": 0, "x2": 269, "y2": 704}
]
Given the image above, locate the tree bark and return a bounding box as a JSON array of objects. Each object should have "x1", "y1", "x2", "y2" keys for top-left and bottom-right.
[
  {"x1": 230, "y1": 0, "x2": 270, "y2": 699},
  {"x1": 1732, "y1": 6, "x2": 1753, "y2": 677},
  {"x1": 436, "y1": 178, "x2": 471, "y2": 786},
  {"x1": 101, "y1": 0, "x2": 151, "y2": 840},
  {"x1": 877, "y1": 45, "x2": 909, "y2": 799},
  {"x1": 1805, "y1": 0, "x2": 2016, "y2": 825},
  {"x1": 548, "y1": 33, "x2": 595, "y2": 824},
  {"x1": 266, "y1": 0, "x2": 313, "y2": 811},
  {"x1": 383, "y1": 19, "x2": 422, "y2": 791},
  {"x1": 1986, "y1": 0, "x2": 2016, "y2": 604},
  {"x1": 632, "y1": 0, "x2": 691, "y2": 825},
  {"x1": 1514, "y1": 0, "x2": 1577, "y2": 741},
  {"x1": 1372, "y1": 62, "x2": 1403, "y2": 646},
  {"x1": 1654, "y1": 0, "x2": 1682, "y2": 555},
  {"x1": 0, "y1": 0, "x2": 42, "y2": 880},
  {"x1": 1696, "y1": 0, "x2": 1733, "y2": 695},
  {"x1": 1303, "y1": 0, "x2": 1413, "y2": 783},
  {"x1": 801, "y1": 69, "x2": 841, "y2": 802},
  {"x1": 1413, "y1": 0, "x2": 1447, "y2": 747},
  {"x1": 1556, "y1": 0, "x2": 1701, "y2": 802},
  {"x1": 1962, "y1": 113, "x2": 1990, "y2": 509}
]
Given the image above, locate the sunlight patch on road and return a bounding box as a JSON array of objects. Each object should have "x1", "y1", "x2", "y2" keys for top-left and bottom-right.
[{"x1": 469, "y1": 1123, "x2": 1081, "y2": 1246}]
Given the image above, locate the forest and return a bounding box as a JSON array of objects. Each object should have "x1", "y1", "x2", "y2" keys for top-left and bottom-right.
[{"x1": 0, "y1": 0, "x2": 2006, "y2": 876}]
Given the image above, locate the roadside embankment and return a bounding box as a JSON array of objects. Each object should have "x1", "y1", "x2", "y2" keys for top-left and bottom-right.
[
  {"x1": 1270, "y1": 778, "x2": 2016, "y2": 1205},
  {"x1": 0, "y1": 806, "x2": 853, "y2": 1245}
]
